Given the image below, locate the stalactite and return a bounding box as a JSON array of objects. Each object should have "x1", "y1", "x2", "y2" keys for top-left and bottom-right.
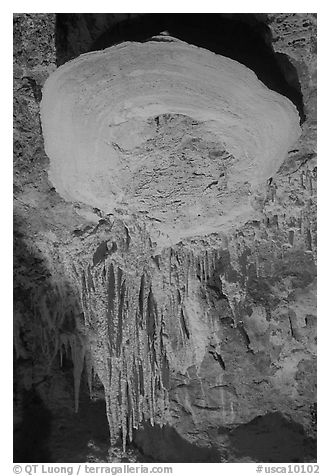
[
  {"x1": 49, "y1": 217, "x2": 240, "y2": 450},
  {"x1": 59, "y1": 219, "x2": 175, "y2": 448},
  {"x1": 85, "y1": 351, "x2": 94, "y2": 397},
  {"x1": 69, "y1": 334, "x2": 86, "y2": 412},
  {"x1": 204, "y1": 251, "x2": 208, "y2": 282}
]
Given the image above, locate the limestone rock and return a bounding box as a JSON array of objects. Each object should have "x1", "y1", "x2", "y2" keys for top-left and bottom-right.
[
  {"x1": 13, "y1": 13, "x2": 317, "y2": 463},
  {"x1": 41, "y1": 39, "x2": 301, "y2": 246}
]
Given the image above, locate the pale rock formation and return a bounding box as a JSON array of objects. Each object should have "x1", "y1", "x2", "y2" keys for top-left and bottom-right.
[{"x1": 41, "y1": 39, "x2": 301, "y2": 246}]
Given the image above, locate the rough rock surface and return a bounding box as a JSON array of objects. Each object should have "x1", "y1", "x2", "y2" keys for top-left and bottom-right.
[
  {"x1": 41, "y1": 39, "x2": 300, "y2": 245},
  {"x1": 14, "y1": 13, "x2": 317, "y2": 463}
]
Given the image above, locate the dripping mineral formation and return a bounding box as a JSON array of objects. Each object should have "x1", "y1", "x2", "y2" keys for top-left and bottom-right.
[{"x1": 14, "y1": 14, "x2": 317, "y2": 463}]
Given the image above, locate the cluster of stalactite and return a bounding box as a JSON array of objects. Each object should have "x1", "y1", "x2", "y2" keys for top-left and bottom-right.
[
  {"x1": 59, "y1": 217, "x2": 231, "y2": 449},
  {"x1": 16, "y1": 210, "x2": 316, "y2": 450},
  {"x1": 14, "y1": 273, "x2": 83, "y2": 370},
  {"x1": 15, "y1": 218, "x2": 267, "y2": 450}
]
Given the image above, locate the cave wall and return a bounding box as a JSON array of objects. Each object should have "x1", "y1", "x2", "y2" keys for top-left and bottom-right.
[{"x1": 13, "y1": 13, "x2": 317, "y2": 463}]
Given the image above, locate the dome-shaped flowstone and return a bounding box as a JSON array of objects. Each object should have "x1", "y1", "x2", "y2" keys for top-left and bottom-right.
[{"x1": 41, "y1": 38, "x2": 301, "y2": 246}]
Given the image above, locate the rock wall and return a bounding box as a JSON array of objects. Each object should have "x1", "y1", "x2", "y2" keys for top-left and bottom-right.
[{"x1": 13, "y1": 13, "x2": 317, "y2": 463}]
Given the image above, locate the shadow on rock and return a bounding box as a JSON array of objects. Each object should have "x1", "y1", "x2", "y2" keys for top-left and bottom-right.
[
  {"x1": 133, "y1": 423, "x2": 223, "y2": 462},
  {"x1": 228, "y1": 412, "x2": 316, "y2": 462},
  {"x1": 14, "y1": 387, "x2": 52, "y2": 462}
]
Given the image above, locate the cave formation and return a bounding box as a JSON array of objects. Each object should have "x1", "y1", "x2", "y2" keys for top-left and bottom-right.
[
  {"x1": 41, "y1": 38, "x2": 301, "y2": 244},
  {"x1": 13, "y1": 13, "x2": 317, "y2": 463}
]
